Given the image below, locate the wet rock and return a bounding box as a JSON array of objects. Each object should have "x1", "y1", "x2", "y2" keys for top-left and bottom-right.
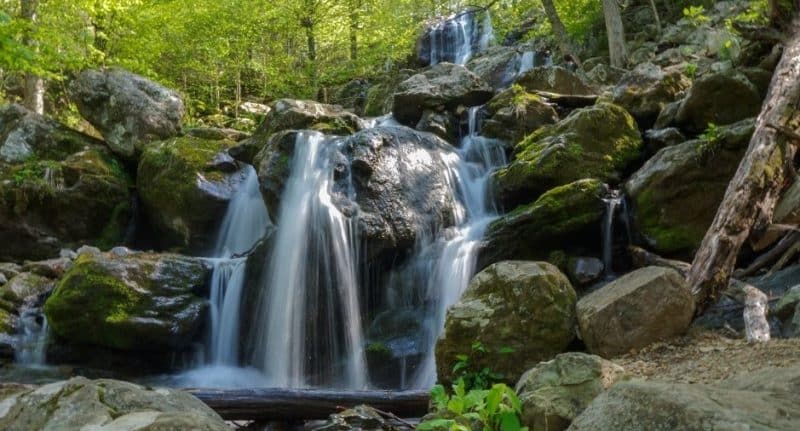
[
  {"x1": 494, "y1": 103, "x2": 642, "y2": 207},
  {"x1": 611, "y1": 63, "x2": 691, "y2": 128},
  {"x1": 625, "y1": 118, "x2": 754, "y2": 255},
  {"x1": 392, "y1": 63, "x2": 493, "y2": 127},
  {"x1": 481, "y1": 86, "x2": 559, "y2": 145},
  {"x1": 515, "y1": 66, "x2": 595, "y2": 95},
  {"x1": 0, "y1": 377, "x2": 229, "y2": 430},
  {"x1": 312, "y1": 405, "x2": 396, "y2": 431},
  {"x1": 644, "y1": 127, "x2": 685, "y2": 153},
  {"x1": 137, "y1": 135, "x2": 253, "y2": 253},
  {"x1": 436, "y1": 261, "x2": 577, "y2": 385},
  {"x1": 21, "y1": 257, "x2": 73, "y2": 279},
  {"x1": 70, "y1": 68, "x2": 185, "y2": 159},
  {"x1": 466, "y1": 46, "x2": 522, "y2": 89},
  {"x1": 44, "y1": 251, "x2": 210, "y2": 351},
  {"x1": 567, "y1": 257, "x2": 605, "y2": 287},
  {"x1": 577, "y1": 267, "x2": 695, "y2": 358},
  {"x1": 516, "y1": 352, "x2": 626, "y2": 431},
  {"x1": 416, "y1": 109, "x2": 456, "y2": 141},
  {"x1": 569, "y1": 366, "x2": 800, "y2": 430},
  {"x1": 673, "y1": 69, "x2": 761, "y2": 133},
  {"x1": 481, "y1": 180, "x2": 607, "y2": 269}
]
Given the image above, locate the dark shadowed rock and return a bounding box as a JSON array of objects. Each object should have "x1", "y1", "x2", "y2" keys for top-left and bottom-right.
[
  {"x1": 612, "y1": 63, "x2": 691, "y2": 128},
  {"x1": 673, "y1": 69, "x2": 761, "y2": 133},
  {"x1": 481, "y1": 85, "x2": 559, "y2": 146}
]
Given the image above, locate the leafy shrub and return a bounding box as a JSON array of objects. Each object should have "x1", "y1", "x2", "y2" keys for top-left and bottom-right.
[
  {"x1": 419, "y1": 381, "x2": 527, "y2": 431},
  {"x1": 683, "y1": 6, "x2": 710, "y2": 26},
  {"x1": 452, "y1": 341, "x2": 511, "y2": 391}
]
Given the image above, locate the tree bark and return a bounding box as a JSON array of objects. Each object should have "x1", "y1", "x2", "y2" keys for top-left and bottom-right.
[
  {"x1": 540, "y1": 0, "x2": 579, "y2": 65},
  {"x1": 687, "y1": 14, "x2": 800, "y2": 312},
  {"x1": 602, "y1": 0, "x2": 627, "y2": 68},
  {"x1": 647, "y1": 0, "x2": 662, "y2": 34},
  {"x1": 187, "y1": 388, "x2": 429, "y2": 421},
  {"x1": 349, "y1": 0, "x2": 361, "y2": 61},
  {"x1": 20, "y1": 0, "x2": 44, "y2": 114}
]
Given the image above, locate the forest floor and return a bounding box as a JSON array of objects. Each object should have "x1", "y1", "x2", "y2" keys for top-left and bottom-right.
[{"x1": 613, "y1": 328, "x2": 800, "y2": 384}]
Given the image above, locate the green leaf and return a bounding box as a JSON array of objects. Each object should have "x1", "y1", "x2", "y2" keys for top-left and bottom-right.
[{"x1": 418, "y1": 419, "x2": 454, "y2": 431}]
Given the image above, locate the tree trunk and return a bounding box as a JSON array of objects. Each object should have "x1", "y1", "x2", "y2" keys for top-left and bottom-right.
[
  {"x1": 602, "y1": 0, "x2": 627, "y2": 68},
  {"x1": 20, "y1": 0, "x2": 44, "y2": 115},
  {"x1": 647, "y1": 0, "x2": 662, "y2": 34},
  {"x1": 541, "y1": 0, "x2": 579, "y2": 65},
  {"x1": 687, "y1": 14, "x2": 800, "y2": 312},
  {"x1": 349, "y1": 0, "x2": 361, "y2": 61}
]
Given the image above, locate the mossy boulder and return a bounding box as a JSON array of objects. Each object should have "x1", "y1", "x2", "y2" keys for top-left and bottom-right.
[
  {"x1": 625, "y1": 118, "x2": 754, "y2": 255},
  {"x1": 258, "y1": 98, "x2": 365, "y2": 137},
  {"x1": 481, "y1": 85, "x2": 559, "y2": 145},
  {"x1": 363, "y1": 70, "x2": 415, "y2": 117},
  {"x1": 611, "y1": 63, "x2": 691, "y2": 129},
  {"x1": 493, "y1": 103, "x2": 642, "y2": 207},
  {"x1": 514, "y1": 66, "x2": 595, "y2": 95},
  {"x1": 44, "y1": 251, "x2": 209, "y2": 351},
  {"x1": 466, "y1": 46, "x2": 522, "y2": 89},
  {"x1": 480, "y1": 179, "x2": 607, "y2": 269},
  {"x1": 435, "y1": 261, "x2": 577, "y2": 385},
  {"x1": 0, "y1": 149, "x2": 132, "y2": 262},
  {"x1": 137, "y1": 135, "x2": 252, "y2": 253},
  {"x1": 673, "y1": 69, "x2": 761, "y2": 133}
]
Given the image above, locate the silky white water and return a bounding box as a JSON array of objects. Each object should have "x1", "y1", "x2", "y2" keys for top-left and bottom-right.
[
  {"x1": 429, "y1": 10, "x2": 493, "y2": 65},
  {"x1": 15, "y1": 307, "x2": 48, "y2": 367},
  {"x1": 602, "y1": 192, "x2": 623, "y2": 279}
]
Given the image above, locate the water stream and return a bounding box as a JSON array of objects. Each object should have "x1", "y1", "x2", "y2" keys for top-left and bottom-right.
[
  {"x1": 602, "y1": 191, "x2": 623, "y2": 279},
  {"x1": 428, "y1": 9, "x2": 493, "y2": 66},
  {"x1": 15, "y1": 306, "x2": 49, "y2": 367}
]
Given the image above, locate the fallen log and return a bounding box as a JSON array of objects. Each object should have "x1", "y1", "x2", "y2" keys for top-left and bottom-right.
[
  {"x1": 533, "y1": 91, "x2": 598, "y2": 108},
  {"x1": 186, "y1": 388, "x2": 430, "y2": 421}
]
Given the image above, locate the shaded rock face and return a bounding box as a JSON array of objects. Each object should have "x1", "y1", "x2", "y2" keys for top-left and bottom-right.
[
  {"x1": 0, "y1": 377, "x2": 229, "y2": 430},
  {"x1": 625, "y1": 118, "x2": 754, "y2": 255},
  {"x1": 436, "y1": 261, "x2": 577, "y2": 385},
  {"x1": 481, "y1": 179, "x2": 607, "y2": 269},
  {"x1": 43, "y1": 251, "x2": 210, "y2": 351},
  {"x1": 137, "y1": 135, "x2": 253, "y2": 253},
  {"x1": 392, "y1": 63, "x2": 493, "y2": 127},
  {"x1": 673, "y1": 69, "x2": 762, "y2": 133},
  {"x1": 70, "y1": 68, "x2": 185, "y2": 159},
  {"x1": 494, "y1": 103, "x2": 642, "y2": 208},
  {"x1": 611, "y1": 63, "x2": 691, "y2": 129},
  {"x1": 568, "y1": 366, "x2": 800, "y2": 431},
  {"x1": 0, "y1": 104, "x2": 104, "y2": 164},
  {"x1": 257, "y1": 98, "x2": 366, "y2": 137},
  {"x1": 775, "y1": 286, "x2": 800, "y2": 337},
  {"x1": 515, "y1": 352, "x2": 626, "y2": 431},
  {"x1": 481, "y1": 86, "x2": 559, "y2": 146},
  {"x1": 0, "y1": 149, "x2": 132, "y2": 262},
  {"x1": 257, "y1": 126, "x2": 459, "y2": 261},
  {"x1": 576, "y1": 266, "x2": 695, "y2": 358},
  {"x1": 515, "y1": 67, "x2": 595, "y2": 95}
]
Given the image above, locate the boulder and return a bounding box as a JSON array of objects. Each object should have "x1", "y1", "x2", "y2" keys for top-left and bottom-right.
[
  {"x1": 137, "y1": 135, "x2": 252, "y2": 253},
  {"x1": 481, "y1": 180, "x2": 607, "y2": 269},
  {"x1": 363, "y1": 70, "x2": 415, "y2": 117},
  {"x1": 70, "y1": 68, "x2": 185, "y2": 159},
  {"x1": 416, "y1": 109, "x2": 457, "y2": 141},
  {"x1": 312, "y1": 405, "x2": 390, "y2": 431},
  {"x1": 481, "y1": 86, "x2": 559, "y2": 145},
  {"x1": 625, "y1": 118, "x2": 754, "y2": 255},
  {"x1": 436, "y1": 261, "x2": 577, "y2": 384},
  {"x1": 44, "y1": 251, "x2": 210, "y2": 351},
  {"x1": 0, "y1": 272, "x2": 53, "y2": 335},
  {"x1": 392, "y1": 63, "x2": 493, "y2": 126},
  {"x1": 465, "y1": 46, "x2": 522, "y2": 89},
  {"x1": 611, "y1": 63, "x2": 691, "y2": 128},
  {"x1": 566, "y1": 257, "x2": 605, "y2": 287},
  {"x1": 585, "y1": 64, "x2": 627, "y2": 86},
  {"x1": 257, "y1": 126, "x2": 459, "y2": 260},
  {"x1": 515, "y1": 67, "x2": 595, "y2": 96},
  {"x1": 186, "y1": 126, "x2": 250, "y2": 142},
  {"x1": 494, "y1": 103, "x2": 642, "y2": 207},
  {"x1": 515, "y1": 352, "x2": 626, "y2": 431},
  {"x1": 674, "y1": 69, "x2": 762, "y2": 133},
  {"x1": 256, "y1": 98, "x2": 366, "y2": 137},
  {"x1": 0, "y1": 149, "x2": 132, "y2": 262},
  {"x1": 329, "y1": 79, "x2": 370, "y2": 116},
  {"x1": 775, "y1": 286, "x2": 800, "y2": 337},
  {"x1": 0, "y1": 377, "x2": 229, "y2": 430},
  {"x1": 576, "y1": 267, "x2": 695, "y2": 358},
  {"x1": 0, "y1": 104, "x2": 104, "y2": 164},
  {"x1": 643, "y1": 127, "x2": 685, "y2": 153},
  {"x1": 569, "y1": 366, "x2": 800, "y2": 430}
]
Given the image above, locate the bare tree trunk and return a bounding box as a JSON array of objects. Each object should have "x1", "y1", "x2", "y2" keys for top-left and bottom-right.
[
  {"x1": 349, "y1": 0, "x2": 361, "y2": 61},
  {"x1": 687, "y1": 15, "x2": 800, "y2": 312},
  {"x1": 647, "y1": 0, "x2": 662, "y2": 34},
  {"x1": 20, "y1": 0, "x2": 44, "y2": 114},
  {"x1": 602, "y1": 0, "x2": 627, "y2": 68},
  {"x1": 541, "y1": 0, "x2": 579, "y2": 65}
]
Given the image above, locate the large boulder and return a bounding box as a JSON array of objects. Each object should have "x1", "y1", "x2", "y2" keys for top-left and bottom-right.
[
  {"x1": 257, "y1": 126, "x2": 459, "y2": 261},
  {"x1": 625, "y1": 118, "x2": 754, "y2": 255},
  {"x1": 481, "y1": 179, "x2": 607, "y2": 268},
  {"x1": 0, "y1": 104, "x2": 104, "y2": 164},
  {"x1": 569, "y1": 366, "x2": 800, "y2": 430},
  {"x1": 494, "y1": 103, "x2": 642, "y2": 207},
  {"x1": 515, "y1": 353, "x2": 626, "y2": 431},
  {"x1": 0, "y1": 149, "x2": 132, "y2": 262},
  {"x1": 481, "y1": 85, "x2": 559, "y2": 145},
  {"x1": 576, "y1": 266, "x2": 695, "y2": 358},
  {"x1": 43, "y1": 251, "x2": 210, "y2": 351},
  {"x1": 392, "y1": 63, "x2": 493, "y2": 127},
  {"x1": 137, "y1": 135, "x2": 253, "y2": 253},
  {"x1": 70, "y1": 68, "x2": 185, "y2": 159},
  {"x1": 466, "y1": 46, "x2": 522, "y2": 89},
  {"x1": 0, "y1": 272, "x2": 53, "y2": 337},
  {"x1": 436, "y1": 261, "x2": 577, "y2": 385},
  {"x1": 0, "y1": 377, "x2": 229, "y2": 430},
  {"x1": 611, "y1": 63, "x2": 691, "y2": 128},
  {"x1": 673, "y1": 69, "x2": 762, "y2": 133},
  {"x1": 257, "y1": 98, "x2": 366, "y2": 137},
  {"x1": 515, "y1": 67, "x2": 595, "y2": 96}
]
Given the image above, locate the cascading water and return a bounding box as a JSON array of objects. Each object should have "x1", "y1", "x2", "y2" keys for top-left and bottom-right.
[
  {"x1": 251, "y1": 131, "x2": 366, "y2": 389},
  {"x1": 15, "y1": 306, "x2": 48, "y2": 367},
  {"x1": 602, "y1": 191, "x2": 623, "y2": 279},
  {"x1": 428, "y1": 9, "x2": 493, "y2": 66}
]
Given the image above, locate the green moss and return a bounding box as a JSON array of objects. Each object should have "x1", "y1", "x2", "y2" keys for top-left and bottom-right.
[
  {"x1": 634, "y1": 188, "x2": 700, "y2": 253},
  {"x1": 94, "y1": 201, "x2": 132, "y2": 250}
]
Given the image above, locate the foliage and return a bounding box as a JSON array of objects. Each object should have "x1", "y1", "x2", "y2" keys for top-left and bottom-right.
[
  {"x1": 452, "y1": 341, "x2": 511, "y2": 390},
  {"x1": 697, "y1": 122, "x2": 721, "y2": 160},
  {"x1": 419, "y1": 380, "x2": 527, "y2": 431},
  {"x1": 683, "y1": 62, "x2": 698, "y2": 79},
  {"x1": 682, "y1": 5, "x2": 710, "y2": 26}
]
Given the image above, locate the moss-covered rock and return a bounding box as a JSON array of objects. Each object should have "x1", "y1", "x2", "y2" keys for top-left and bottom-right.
[
  {"x1": 480, "y1": 179, "x2": 607, "y2": 269},
  {"x1": 673, "y1": 69, "x2": 761, "y2": 133},
  {"x1": 43, "y1": 251, "x2": 209, "y2": 351},
  {"x1": 137, "y1": 135, "x2": 252, "y2": 253},
  {"x1": 611, "y1": 63, "x2": 691, "y2": 129},
  {"x1": 435, "y1": 261, "x2": 577, "y2": 385},
  {"x1": 481, "y1": 85, "x2": 559, "y2": 145},
  {"x1": 514, "y1": 66, "x2": 595, "y2": 95},
  {"x1": 494, "y1": 103, "x2": 642, "y2": 207},
  {"x1": 363, "y1": 70, "x2": 415, "y2": 117},
  {"x1": 0, "y1": 149, "x2": 132, "y2": 262},
  {"x1": 625, "y1": 118, "x2": 754, "y2": 255}
]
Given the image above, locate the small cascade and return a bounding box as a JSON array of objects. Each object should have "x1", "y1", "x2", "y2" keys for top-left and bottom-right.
[
  {"x1": 43, "y1": 166, "x2": 64, "y2": 190},
  {"x1": 251, "y1": 131, "x2": 366, "y2": 389},
  {"x1": 15, "y1": 306, "x2": 48, "y2": 367},
  {"x1": 427, "y1": 10, "x2": 493, "y2": 66},
  {"x1": 602, "y1": 191, "x2": 623, "y2": 278},
  {"x1": 519, "y1": 51, "x2": 535, "y2": 75}
]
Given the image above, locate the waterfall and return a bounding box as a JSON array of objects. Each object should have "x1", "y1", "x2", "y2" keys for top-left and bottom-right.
[
  {"x1": 15, "y1": 307, "x2": 48, "y2": 367},
  {"x1": 602, "y1": 191, "x2": 623, "y2": 279},
  {"x1": 251, "y1": 131, "x2": 366, "y2": 389},
  {"x1": 519, "y1": 51, "x2": 535, "y2": 75},
  {"x1": 428, "y1": 10, "x2": 493, "y2": 66}
]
